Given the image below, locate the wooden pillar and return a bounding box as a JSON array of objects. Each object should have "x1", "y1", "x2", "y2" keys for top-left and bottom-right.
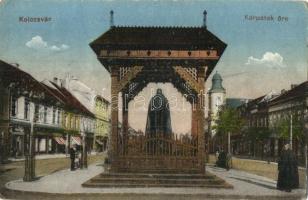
[
  {"x1": 122, "y1": 93, "x2": 129, "y2": 155},
  {"x1": 110, "y1": 67, "x2": 119, "y2": 167},
  {"x1": 191, "y1": 101, "x2": 198, "y2": 137},
  {"x1": 196, "y1": 66, "x2": 206, "y2": 174}
]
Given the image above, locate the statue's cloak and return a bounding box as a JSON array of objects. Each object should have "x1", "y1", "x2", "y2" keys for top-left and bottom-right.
[{"x1": 145, "y1": 89, "x2": 172, "y2": 136}]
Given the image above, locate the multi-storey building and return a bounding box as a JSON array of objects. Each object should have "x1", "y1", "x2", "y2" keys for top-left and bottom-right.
[
  {"x1": 93, "y1": 95, "x2": 110, "y2": 151},
  {"x1": 0, "y1": 60, "x2": 96, "y2": 162},
  {"x1": 57, "y1": 74, "x2": 110, "y2": 152},
  {"x1": 233, "y1": 82, "x2": 308, "y2": 162}
]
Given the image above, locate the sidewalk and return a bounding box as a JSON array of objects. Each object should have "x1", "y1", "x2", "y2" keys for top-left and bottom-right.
[
  {"x1": 7, "y1": 152, "x2": 101, "y2": 162},
  {"x1": 4, "y1": 163, "x2": 305, "y2": 199}
]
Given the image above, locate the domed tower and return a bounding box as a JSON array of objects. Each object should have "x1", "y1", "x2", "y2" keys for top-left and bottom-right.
[{"x1": 208, "y1": 71, "x2": 226, "y2": 137}]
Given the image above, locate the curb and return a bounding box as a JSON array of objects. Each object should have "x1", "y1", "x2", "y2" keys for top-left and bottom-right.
[{"x1": 3, "y1": 187, "x2": 305, "y2": 200}]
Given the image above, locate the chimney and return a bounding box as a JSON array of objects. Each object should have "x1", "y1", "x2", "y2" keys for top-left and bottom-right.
[
  {"x1": 60, "y1": 79, "x2": 65, "y2": 88},
  {"x1": 53, "y1": 77, "x2": 59, "y2": 86},
  {"x1": 291, "y1": 84, "x2": 298, "y2": 89},
  {"x1": 11, "y1": 63, "x2": 19, "y2": 68},
  {"x1": 110, "y1": 10, "x2": 114, "y2": 27},
  {"x1": 203, "y1": 10, "x2": 207, "y2": 28}
]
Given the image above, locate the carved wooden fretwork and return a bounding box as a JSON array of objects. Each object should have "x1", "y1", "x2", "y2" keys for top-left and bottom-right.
[
  {"x1": 117, "y1": 66, "x2": 143, "y2": 92},
  {"x1": 173, "y1": 66, "x2": 202, "y2": 94},
  {"x1": 119, "y1": 67, "x2": 130, "y2": 80},
  {"x1": 185, "y1": 67, "x2": 197, "y2": 80},
  {"x1": 129, "y1": 82, "x2": 138, "y2": 93}
]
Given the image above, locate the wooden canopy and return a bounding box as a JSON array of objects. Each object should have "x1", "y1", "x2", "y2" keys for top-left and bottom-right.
[{"x1": 90, "y1": 25, "x2": 227, "y2": 174}]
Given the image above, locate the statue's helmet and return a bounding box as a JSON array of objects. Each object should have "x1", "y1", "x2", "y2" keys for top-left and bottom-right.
[{"x1": 156, "y1": 88, "x2": 163, "y2": 94}]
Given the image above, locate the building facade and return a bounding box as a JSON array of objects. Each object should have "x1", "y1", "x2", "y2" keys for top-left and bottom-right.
[
  {"x1": 93, "y1": 96, "x2": 110, "y2": 152},
  {"x1": 57, "y1": 74, "x2": 110, "y2": 152},
  {"x1": 233, "y1": 82, "x2": 308, "y2": 163},
  {"x1": 0, "y1": 60, "x2": 96, "y2": 162}
]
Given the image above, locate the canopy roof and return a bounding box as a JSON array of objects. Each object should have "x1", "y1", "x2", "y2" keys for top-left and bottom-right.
[{"x1": 90, "y1": 26, "x2": 227, "y2": 52}]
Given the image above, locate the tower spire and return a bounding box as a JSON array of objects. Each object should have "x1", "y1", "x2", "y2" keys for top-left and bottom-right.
[
  {"x1": 203, "y1": 10, "x2": 207, "y2": 28},
  {"x1": 110, "y1": 10, "x2": 114, "y2": 27}
]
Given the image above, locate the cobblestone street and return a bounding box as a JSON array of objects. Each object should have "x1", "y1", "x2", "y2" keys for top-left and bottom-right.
[
  {"x1": 2, "y1": 158, "x2": 305, "y2": 200},
  {"x1": 0, "y1": 153, "x2": 105, "y2": 199}
]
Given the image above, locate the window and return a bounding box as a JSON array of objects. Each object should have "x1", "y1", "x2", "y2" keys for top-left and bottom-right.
[
  {"x1": 24, "y1": 99, "x2": 30, "y2": 120},
  {"x1": 57, "y1": 110, "x2": 60, "y2": 124},
  {"x1": 71, "y1": 116, "x2": 75, "y2": 129},
  {"x1": 43, "y1": 106, "x2": 47, "y2": 123},
  {"x1": 11, "y1": 96, "x2": 18, "y2": 117},
  {"x1": 63, "y1": 114, "x2": 66, "y2": 127},
  {"x1": 52, "y1": 108, "x2": 56, "y2": 124},
  {"x1": 31, "y1": 104, "x2": 39, "y2": 122}
]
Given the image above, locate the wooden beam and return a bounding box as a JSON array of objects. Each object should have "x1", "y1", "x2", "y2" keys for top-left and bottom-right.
[
  {"x1": 100, "y1": 50, "x2": 219, "y2": 60},
  {"x1": 117, "y1": 66, "x2": 143, "y2": 93},
  {"x1": 173, "y1": 66, "x2": 202, "y2": 94}
]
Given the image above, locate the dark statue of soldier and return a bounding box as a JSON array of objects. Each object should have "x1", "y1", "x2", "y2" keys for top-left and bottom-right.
[
  {"x1": 277, "y1": 144, "x2": 299, "y2": 192},
  {"x1": 145, "y1": 89, "x2": 172, "y2": 154},
  {"x1": 145, "y1": 88, "x2": 172, "y2": 136}
]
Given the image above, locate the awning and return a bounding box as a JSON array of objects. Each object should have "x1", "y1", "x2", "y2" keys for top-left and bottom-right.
[
  {"x1": 95, "y1": 139, "x2": 104, "y2": 146},
  {"x1": 72, "y1": 136, "x2": 81, "y2": 145},
  {"x1": 54, "y1": 137, "x2": 66, "y2": 145}
]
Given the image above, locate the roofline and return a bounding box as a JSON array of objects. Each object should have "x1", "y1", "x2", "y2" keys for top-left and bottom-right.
[
  {"x1": 89, "y1": 25, "x2": 227, "y2": 52},
  {"x1": 95, "y1": 95, "x2": 110, "y2": 104},
  {"x1": 51, "y1": 83, "x2": 95, "y2": 118},
  {"x1": 268, "y1": 81, "x2": 308, "y2": 106}
]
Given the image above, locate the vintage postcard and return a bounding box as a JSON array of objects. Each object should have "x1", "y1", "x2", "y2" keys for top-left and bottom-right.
[{"x1": 0, "y1": 0, "x2": 308, "y2": 199}]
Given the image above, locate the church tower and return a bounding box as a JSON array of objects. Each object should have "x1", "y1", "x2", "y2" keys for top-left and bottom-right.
[{"x1": 208, "y1": 71, "x2": 226, "y2": 137}]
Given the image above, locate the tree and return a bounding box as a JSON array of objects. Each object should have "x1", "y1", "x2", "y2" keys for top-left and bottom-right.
[
  {"x1": 274, "y1": 112, "x2": 303, "y2": 140},
  {"x1": 244, "y1": 126, "x2": 272, "y2": 158},
  {"x1": 213, "y1": 106, "x2": 245, "y2": 154}
]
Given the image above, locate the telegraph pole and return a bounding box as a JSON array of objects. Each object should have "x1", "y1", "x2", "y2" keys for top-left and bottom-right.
[
  {"x1": 290, "y1": 114, "x2": 293, "y2": 150},
  {"x1": 80, "y1": 118, "x2": 87, "y2": 169},
  {"x1": 24, "y1": 104, "x2": 36, "y2": 181},
  {"x1": 228, "y1": 132, "x2": 231, "y2": 154}
]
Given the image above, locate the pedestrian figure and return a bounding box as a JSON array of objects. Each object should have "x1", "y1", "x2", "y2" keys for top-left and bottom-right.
[
  {"x1": 75, "y1": 149, "x2": 81, "y2": 169},
  {"x1": 226, "y1": 152, "x2": 232, "y2": 170},
  {"x1": 215, "y1": 149, "x2": 220, "y2": 166},
  {"x1": 216, "y1": 149, "x2": 227, "y2": 169},
  {"x1": 277, "y1": 144, "x2": 299, "y2": 192},
  {"x1": 69, "y1": 146, "x2": 76, "y2": 171}
]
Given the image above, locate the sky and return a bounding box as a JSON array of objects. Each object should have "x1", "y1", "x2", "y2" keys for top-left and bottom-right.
[{"x1": 0, "y1": 0, "x2": 307, "y2": 133}]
